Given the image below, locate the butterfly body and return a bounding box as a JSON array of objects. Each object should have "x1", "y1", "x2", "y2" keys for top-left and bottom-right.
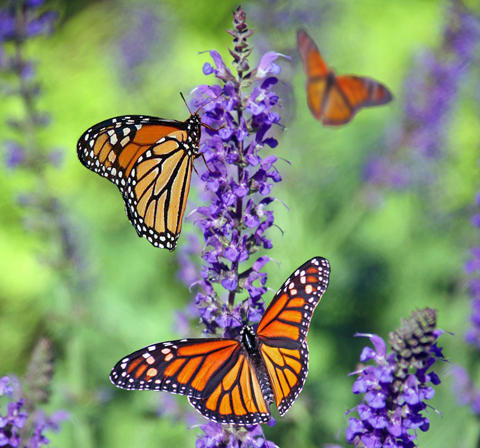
[
  {"x1": 297, "y1": 29, "x2": 393, "y2": 125},
  {"x1": 110, "y1": 257, "x2": 330, "y2": 425},
  {"x1": 77, "y1": 112, "x2": 203, "y2": 251}
]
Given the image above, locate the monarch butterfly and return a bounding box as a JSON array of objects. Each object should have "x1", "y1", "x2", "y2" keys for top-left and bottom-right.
[
  {"x1": 296, "y1": 29, "x2": 393, "y2": 126},
  {"x1": 76, "y1": 95, "x2": 218, "y2": 251},
  {"x1": 110, "y1": 256, "x2": 330, "y2": 425}
]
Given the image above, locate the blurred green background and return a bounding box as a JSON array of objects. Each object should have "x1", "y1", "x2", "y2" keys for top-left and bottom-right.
[{"x1": 1, "y1": 0, "x2": 480, "y2": 447}]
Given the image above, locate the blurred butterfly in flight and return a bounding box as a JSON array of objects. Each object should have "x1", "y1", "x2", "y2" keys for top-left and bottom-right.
[
  {"x1": 297, "y1": 29, "x2": 393, "y2": 125},
  {"x1": 110, "y1": 257, "x2": 330, "y2": 425},
  {"x1": 77, "y1": 94, "x2": 219, "y2": 251}
]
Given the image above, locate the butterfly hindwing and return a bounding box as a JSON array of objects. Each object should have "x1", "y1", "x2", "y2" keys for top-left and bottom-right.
[
  {"x1": 257, "y1": 257, "x2": 330, "y2": 414},
  {"x1": 77, "y1": 114, "x2": 201, "y2": 250},
  {"x1": 260, "y1": 341, "x2": 309, "y2": 415},
  {"x1": 188, "y1": 353, "x2": 272, "y2": 425}
]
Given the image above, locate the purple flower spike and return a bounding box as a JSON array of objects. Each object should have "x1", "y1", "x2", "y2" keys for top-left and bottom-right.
[
  {"x1": 364, "y1": 3, "x2": 480, "y2": 190},
  {"x1": 0, "y1": 377, "x2": 13, "y2": 397},
  {"x1": 179, "y1": 5, "x2": 284, "y2": 331},
  {"x1": 465, "y1": 195, "x2": 480, "y2": 352},
  {"x1": 453, "y1": 138, "x2": 480, "y2": 417},
  {"x1": 172, "y1": 8, "x2": 284, "y2": 446},
  {"x1": 347, "y1": 309, "x2": 444, "y2": 447}
]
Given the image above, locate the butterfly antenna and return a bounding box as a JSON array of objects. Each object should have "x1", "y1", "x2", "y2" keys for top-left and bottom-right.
[
  {"x1": 198, "y1": 152, "x2": 214, "y2": 173},
  {"x1": 194, "y1": 92, "x2": 224, "y2": 115},
  {"x1": 226, "y1": 311, "x2": 243, "y2": 326},
  {"x1": 180, "y1": 92, "x2": 193, "y2": 115}
]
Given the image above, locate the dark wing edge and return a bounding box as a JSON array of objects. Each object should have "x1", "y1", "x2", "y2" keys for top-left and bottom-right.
[
  {"x1": 110, "y1": 337, "x2": 272, "y2": 426},
  {"x1": 256, "y1": 257, "x2": 330, "y2": 416},
  {"x1": 260, "y1": 340, "x2": 309, "y2": 415},
  {"x1": 257, "y1": 256, "x2": 331, "y2": 345},
  {"x1": 76, "y1": 115, "x2": 190, "y2": 250},
  {"x1": 76, "y1": 115, "x2": 185, "y2": 171},
  {"x1": 188, "y1": 354, "x2": 272, "y2": 425},
  {"x1": 109, "y1": 338, "x2": 240, "y2": 397}
]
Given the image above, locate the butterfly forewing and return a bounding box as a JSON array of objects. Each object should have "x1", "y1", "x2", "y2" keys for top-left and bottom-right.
[
  {"x1": 257, "y1": 257, "x2": 330, "y2": 414},
  {"x1": 110, "y1": 338, "x2": 241, "y2": 396},
  {"x1": 297, "y1": 29, "x2": 329, "y2": 78},
  {"x1": 110, "y1": 337, "x2": 272, "y2": 425},
  {"x1": 257, "y1": 257, "x2": 330, "y2": 344},
  {"x1": 77, "y1": 114, "x2": 201, "y2": 250}
]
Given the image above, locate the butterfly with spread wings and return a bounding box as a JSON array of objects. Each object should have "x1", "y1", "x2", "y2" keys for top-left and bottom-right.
[
  {"x1": 77, "y1": 96, "x2": 218, "y2": 251},
  {"x1": 110, "y1": 256, "x2": 330, "y2": 425},
  {"x1": 297, "y1": 29, "x2": 393, "y2": 126}
]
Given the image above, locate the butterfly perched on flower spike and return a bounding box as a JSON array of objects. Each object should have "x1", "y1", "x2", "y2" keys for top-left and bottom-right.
[
  {"x1": 110, "y1": 257, "x2": 330, "y2": 425},
  {"x1": 76, "y1": 94, "x2": 219, "y2": 251},
  {"x1": 297, "y1": 29, "x2": 393, "y2": 126}
]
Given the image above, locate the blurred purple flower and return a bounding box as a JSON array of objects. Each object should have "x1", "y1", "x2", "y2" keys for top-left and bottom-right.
[
  {"x1": 117, "y1": 6, "x2": 165, "y2": 85},
  {"x1": 465, "y1": 245, "x2": 480, "y2": 350},
  {"x1": 346, "y1": 309, "x2": 444, "y2": 447},
  {"x1": 4, "y1": 140, "x2": 25, "y2": 170},
  {"x1": 0, "y1": 377, "x2": 14, "y2": 397},
  {"x1": 451, "y1": 366, "x2": 480, "y2": 416},
  {"x1": 0, "y1": 1, "x2": 57, "y2": 44},
  {"x1": 452, "y1": 152, "x2": 480, "y2": 418},
  {"x1": 365, "y1": 2, "x2": 480, "y2": 188},
  {"x1": 28, "y1": 410, "x2": 69, "y2": 448}
]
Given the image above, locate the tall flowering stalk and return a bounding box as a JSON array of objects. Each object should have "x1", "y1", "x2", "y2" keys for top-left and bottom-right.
[
  {"x1": 450, "y1": 192, "x2": 480, "y2": 418},
  {"x1": 177, "y1": 7, "x2": 284, "y2": 447},
  {"x1": 364, "y1": 1, "x2": 480, "y2": 189},
  {"x1": 182, "y1": 6, "x2": 284, "y2": 341},
  {"x1": 465, "y1": 201, "x2": 480, "y2": 351},
  {"x1": 1, "y1": 1, "x2": 94, "y2": 444},
  {"x1": 346, "y1": 308, "x2": 444, "y2": 448},
  {"x1": 1, "y1": 0, "x2": 88, "y2": 297}
]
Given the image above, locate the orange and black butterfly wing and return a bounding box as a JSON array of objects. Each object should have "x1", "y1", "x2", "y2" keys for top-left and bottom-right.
[
  {"x1": 77, "y1": 115, "x2": 199, "y2": 250},
  {"x1": 297, "y1": 29, "x2": 393, "y2": 125},
  {"x1": 256, "y1": 257, "x2": 330, "y2": 415},
  {"x1": 321, "y1": 75, "x2": 393, "y2": 125},
  {"x1": 110, "y1": 338, "x2": 272, "y2": 425},
  {"x1": 187, "y1": 351, "x2": 273, "y2": 425},
  {"x1": 297, "y1": 28, "x2": 331, "y2": 121}
]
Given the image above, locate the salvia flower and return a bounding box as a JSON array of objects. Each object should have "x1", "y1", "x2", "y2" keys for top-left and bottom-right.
[
  {"x1": 450, "y1": 175, "x2": 480, "y2": 418},
  {"x1": 195, "y1": 423, "x2": 278, "y2": 448},
  {"x1": 465, "y1": 244, "x2": 480, "y2": 350},
  {"x1": 346, "y1": 308, "x2": 444, "y2": 447},
  {"x1": 450, "y1": 366, "x2": 480, "y2": 417},
  {"x1": 0, "y1": 379, "x2": 27, "y2": 448},
  {"x1": 176, "y1": 6, "x2": 284, "y2": 446},
  {"x1": 0, "y1": 374, "x2": 67, "y2": 448},
  {"x1": 182, "y1": 6, "x2": 285, "y2": 335}
]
